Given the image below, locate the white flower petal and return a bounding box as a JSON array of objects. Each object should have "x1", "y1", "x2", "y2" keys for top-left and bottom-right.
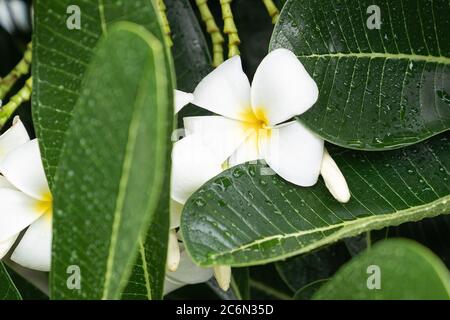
[
  {"x1": 193, "y1": 56, "x2": 251, "y2": 120},
  {"x1": 0, "y1": 117, "x2": 30, "y2": 163},
  {"x1": 0, "y1": 233, "x2": 19, "y2": 259},
  {"x1": 174, "y1": 90, "x2": 194, "y2": 114},
  {"x1": 0, "y1": 139, "x2": 50, "y2": 201},
  {"x1": 0, "y1": 188, "x2": 45, "y2": 242},
  {"x1": 171, "y1": 134, "x2": 223, "y2": 204},
  {"x1": 183, "y1": 116, "x2": 251, "y2": 163},
  {"x1": 251, "y1": 48, "x2": 318, "y2": 125},
  {"x1": 263, "y1": 121, "x2": 324, "y2": 186},
  {"x1": 11, "y1": 212, "x2": 52, "y2": 272},
  {"x1": 164, "y1": 248, "x2": 213, "y2": 295},
  {"x1": 0, "y1": 175, "x2": 16, "y2": 189},
  {"x1": 321, "y1": 148, "x2": 351, "y2": 203},
  {"x1": 170, "y1": 199, "x2": 183, "y2": 229},
  {"x1": 228, "y1": 132, "x2": 261, "y2": 167}
]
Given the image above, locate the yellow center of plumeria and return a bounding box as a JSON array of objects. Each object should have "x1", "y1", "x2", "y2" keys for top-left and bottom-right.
[
  {"x1": 35, "y1": 190, "x2": 53, "y2": 217},
  {"x1": 240, "y1": 107, "x2": 271, "y2": 151}
]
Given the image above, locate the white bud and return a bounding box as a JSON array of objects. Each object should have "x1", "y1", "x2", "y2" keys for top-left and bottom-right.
[
  {"x1": 320, "y1": 148, "x2": 351, "y2": 203},
  {"x1": 166, "y1": 229, "x2": 180, "y2": 272},
  {"x1": 214, "y1": 265, "x2": 231, "y2": 292}
]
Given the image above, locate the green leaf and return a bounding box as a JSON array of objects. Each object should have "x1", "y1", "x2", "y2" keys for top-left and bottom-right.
[
  {"x1": 313, "y1": 239, "x2": 450, "y2": 299},
  {"x1": 51, "y1": 22, "x2": 172, "y2": 299},
  {"x1": 181, "y1": 133, "x2": 450, "y2": 267},
  {"x1": 270, "y1": 0, "x2": 450, "y2": 150},
  {"x1": 165, "y1": 0, "x2": 212, "y2": 92},
  {"x1": 32, "y1": 0, "x2": 169, "y2": 186},
  {"x1": 0, "y1": 263, "x2": 21, "y2": 300},
  {"x1": 293, "y1": 279, "x2": 328, "y2": 300},
  {"x1": 165, "y1": 0, "x2": 214, "y2": 123},
  {"x1": 276, "y1": 243, "x2": 350, "y2": 293}
]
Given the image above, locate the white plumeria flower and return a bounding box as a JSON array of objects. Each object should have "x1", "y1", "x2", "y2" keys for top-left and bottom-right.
[
  {"x1": 166, "y1": 49, "x2": 350, "y2": 293},
  {"x1": 0, "y1": 119, "x2": 52, "y2": 271},
  {"x1": 173, "y1": 48, "x2": 350, "y2": 204}
]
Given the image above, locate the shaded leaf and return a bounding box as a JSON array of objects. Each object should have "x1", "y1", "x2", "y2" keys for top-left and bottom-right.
[
  {"x1": 270, "y1": 0, "x2": 450, "y2": 150},
  {"x1": 232, "y1": 267, "x2": 250, "y2": 300},
  {"x1": 276, "y1": 242, "x2": 350, "y2": 292}
]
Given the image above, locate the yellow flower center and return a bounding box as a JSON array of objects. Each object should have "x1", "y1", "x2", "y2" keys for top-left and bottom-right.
[
  {"x1": 35, "y1": 191, "x2": 53, "y2": 217},
  {"x1": 239, "y1": 107, "x2": 271, "y2": 151}
]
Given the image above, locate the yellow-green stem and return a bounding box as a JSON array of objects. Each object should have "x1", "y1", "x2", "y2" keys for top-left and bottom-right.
[
  {"x1": 157, "y1": 0, "x2": 173, "y2": 47},
  {"x1": 262, "y1": 0, "x2": 279, "y2": 24},
  {"x1": 0, "y1": 42, "x2": 32, "y2": 100},
  {"x1": 196, "y1": 0, "x2": 224, "y2": 67},
  {"x1": 0, "y1": 77, "x2": 32, "y2": 129},
  {"x1": 220, "y1": 0, "x2": 240, "y2": 58}
]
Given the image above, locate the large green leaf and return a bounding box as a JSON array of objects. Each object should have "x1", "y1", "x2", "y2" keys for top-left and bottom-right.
[
  {"x1": 0, "y1": 263, "x2": 21, "y2": 300},
  {"x1": 270, "y1": 0, "x2": 450, "y2": 150},
  {"x1": 51, "y1": 22, "x2": 172, "y2": 299},
  {"x1": 121, "y1": 0, "x2": 212, "y2": 300},
  {"x1": 32, "y1": 0, "x2": 168, "y2": 186},
  {"x1": 313, "y1": 239, "x2": 450, "y2": 299},
  {"x1": 181, "y1": 133, "x2": 450, "y2": 267}
]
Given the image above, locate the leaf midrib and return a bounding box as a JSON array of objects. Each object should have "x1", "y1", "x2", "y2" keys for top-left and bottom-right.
[
  {"x1": 297, "y1": 52, "x2": 450, "y2": 64},
  {"x1": 199, "y1": 195, "x2": 450, "y2": 267}
]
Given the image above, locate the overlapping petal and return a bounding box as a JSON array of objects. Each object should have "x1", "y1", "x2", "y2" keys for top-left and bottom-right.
[
  {"x1": 251, "y1": 48, "x2": 318, "y2": 126},
  {"x1": 171, "y1": 134, "x2": 223, "y2": 204},
  {"x1": 262, "y1": 121, "x2": 324, "y2": 186},
  {"x1": 0, "y1": 233, "x2": 19, "y2": 259},
  {"x1": 192, "y1": 56, "x2": 251, "y2": 121},
  {"x1": 183, "y1": 116, "x2": 251, "y2": 164},
  {"x1": 11, "y1": 212, "x2": 52, "y2": 272},
  {"x1": 174, "y1": 90, "x2": 194, "y2": 114},
  {"x1": 228, "y1": 132, "x2": 261, "y2": 167},
  {"x1": 0, "y1": 188, "x2": 45, "y2": 242},
  {"x1": 0, "y1": 139, "x2": 50, "y2": 201},
  {"x1": 0, "y1": 117, "x2": 30, "y2": 163}
]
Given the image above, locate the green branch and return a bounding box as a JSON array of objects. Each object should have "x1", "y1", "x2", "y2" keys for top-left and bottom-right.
[
  {"x1": 0, "y1": 43, "x2": 32, "y2": 100},
  {"x1": 196, "y1": 0, "x2": 225, "y2": 67},
  {"x1": 0, "y1": 77, "x2": 32, "y2": 129},
  {"x1": 220, "y1": 0, "x2": 240, "y2": 58}
]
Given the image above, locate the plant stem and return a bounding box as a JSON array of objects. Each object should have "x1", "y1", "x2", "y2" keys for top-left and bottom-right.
[
  {"x1": 0, "y1": 77, "x2": 32, "y2": 129},
  {"x1": 249, "y1": 279, "x2": 293, "y2": 300},
  {"x1": 157, "y1": 0, "x2": 173, "y2": 47},
  {"x1": 196, "y1": 0, "x2": 225, "y2": 67},
  {"x1": 0, "y1": 42, "x2": 32, "y2": 100},
  {"x1": 262, "y1": 0, "x2": 280, "y2": 24},
  {"x1": 219, "y1": 0, "x2": 240, "y2": 58}
]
